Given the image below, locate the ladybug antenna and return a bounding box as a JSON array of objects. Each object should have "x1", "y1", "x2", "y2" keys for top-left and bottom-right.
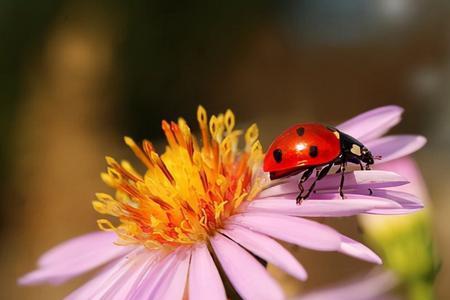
[{"x1": 374, "y1": 155, "x2": 382, "y2": 160}]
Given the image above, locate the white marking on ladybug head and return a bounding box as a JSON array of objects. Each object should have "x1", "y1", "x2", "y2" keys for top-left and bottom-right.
[
  {"x1": 351, "y1": 144, "x2": 362, "y2": 156},
  {"x1": 333, "y1": 131, "x2": 340, "y2": 139}
]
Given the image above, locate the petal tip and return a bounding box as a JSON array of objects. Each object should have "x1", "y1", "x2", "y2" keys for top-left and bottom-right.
[
  {"x1": 339, "y1": 236, "x2": 383, "y2": 265},
  {"x1": 380, "y1": 105, "x2": 404, "y2": 117},
  {"x1": 17, "y1": 275, "x2": 30, "y2": 286},
  {"x1": 387, "y1": 104, "x2": 404, "y2": 113},
  {"x1": 299, "y1": 271, "x2": 309, "y2": 281},
  {"x1": 417, "y1": 135, "x2": 427, "y2": 147},
  {"x1": 17, "y1": 272, "x2": 40, "y2": 286},
  {"x1": 366, "y1": 252, "x2": 383, "y2": 265}
]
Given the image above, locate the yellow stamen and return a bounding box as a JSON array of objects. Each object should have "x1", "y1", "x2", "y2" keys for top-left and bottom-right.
[{"x1": 94, "y1": 106, "x2": 266, "y2": 249}]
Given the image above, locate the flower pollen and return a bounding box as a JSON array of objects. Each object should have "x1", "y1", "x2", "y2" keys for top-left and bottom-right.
[{"x1": 94, "y1": 106, "x2": 265, "y2": 249}]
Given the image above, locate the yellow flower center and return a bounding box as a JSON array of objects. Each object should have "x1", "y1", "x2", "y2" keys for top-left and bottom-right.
[{"x1": 93, "y1": 106, "x2": 266, "y2": 249}]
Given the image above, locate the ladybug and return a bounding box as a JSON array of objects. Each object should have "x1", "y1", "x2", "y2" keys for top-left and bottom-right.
[{"x1": 263, "y1": 123, "x2": 376, "y2": 204}]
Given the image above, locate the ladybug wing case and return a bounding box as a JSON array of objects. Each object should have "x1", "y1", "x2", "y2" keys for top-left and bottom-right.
[{"x1": 263, "y1": 123, "x2": 341, "y2": 179}]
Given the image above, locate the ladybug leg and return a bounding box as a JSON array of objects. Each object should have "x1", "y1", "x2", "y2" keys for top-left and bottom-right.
[
  {"x1": 335, "y1": 160, "x2": 343, "y2": 173},
  {"x1": 359, "y1": 161, "x2": 364, "y2": 170},
  {"x1": 317, "y1": 163, "x2": 333, "y2": 180},
  {"x1": 338, "y1": 162, "x2": 347, "y2": 199},
  {"x1": 296, "y1": 168, "x2": 314, "y2": 205},
  {"x1": 299, "y1": 163, "x2": 333, "y2": 202}
]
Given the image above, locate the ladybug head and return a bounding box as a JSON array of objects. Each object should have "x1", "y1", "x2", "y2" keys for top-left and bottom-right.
[{"x1": 360, "y1": 147, "x2": 374, "y2": 166}]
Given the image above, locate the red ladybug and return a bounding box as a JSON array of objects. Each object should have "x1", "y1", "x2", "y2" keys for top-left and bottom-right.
[{"x1": 263, "y1": 123, "x2": 375, "y2": 204}]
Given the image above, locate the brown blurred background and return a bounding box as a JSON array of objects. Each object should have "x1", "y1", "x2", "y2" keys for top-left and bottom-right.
[{"x1": 1, "y1": 1, "x2": 450, "y2": 299}]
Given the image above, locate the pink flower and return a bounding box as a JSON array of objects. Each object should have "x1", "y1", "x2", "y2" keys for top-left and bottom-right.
[{"x1": 19, "y1": 106, "x2": 425, "y2": 300}]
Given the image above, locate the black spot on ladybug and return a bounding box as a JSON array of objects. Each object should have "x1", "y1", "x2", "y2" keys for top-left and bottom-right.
[
  {"x1": 309, "y1": 146, "x2": 318, "y2": 158},
  {"x1": 296, "y1": 127, "x2": 305, "y2": 136},
  {"x1": 273, "y1": 149, "x2": 282, "y2": 163}
]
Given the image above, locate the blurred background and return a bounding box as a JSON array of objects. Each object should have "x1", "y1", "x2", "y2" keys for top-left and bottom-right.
[{"x1": 1, "y1": 1, "x2": 449, "y2": 299}]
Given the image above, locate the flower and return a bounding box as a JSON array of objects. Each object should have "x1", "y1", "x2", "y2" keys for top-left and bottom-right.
[{"x1": 19, "y1": 105, "x2": 425, "y2": 300}]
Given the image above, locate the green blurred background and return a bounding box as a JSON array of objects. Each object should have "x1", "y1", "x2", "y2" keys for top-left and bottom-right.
[{"x1": 1, "y1": 1, "x2": 449, "y2": 299}]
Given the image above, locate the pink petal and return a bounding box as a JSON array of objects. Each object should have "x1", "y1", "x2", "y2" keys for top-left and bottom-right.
[
  {"x1": 65, "y1": 247, "x2": 155, "y2": 300},
  {"x1": 375, "y1": 157, "x2": 430, "y2": 202},
  {"x1": 339, "y1": 235, "x2": 382, "y2": 264},
  {"x1": 367, "y1": 135, "x2": 427, "y2": 164},
  {"x1": 366, "y1": 207, "x2": 422, "y2": 215},
  {"x1": 65, "y1": 264, "x2": 119, "y2": 300},
  {"x1": 363, "y1": 159, "x2": 426, "y2": 213},
  {"x1": 314, "y1": 171, "x2": 408, "y2": 191},
  {"x1": 354, "y1": 189, "x2": 422, "y2": 205},
  {"x1": 150, "y1": 250, "x2": 190, "y2": 300},
  {"x1": 228, "y1": 213, "x2": 341, "y2": 251},
  {"x1": 65, "y1": 264, "x2": 117, "y2": 300},
  {"x1": 18, "y1": 232, "x2": 133, "y2": 285},
  {"x1": 102, "y1": 251, "x2": 159, "y2": 300},
  {"x1": 354, "y1": 189, "x2": 423, "y2": 211},
  {"x1": 129, "y1": 248, "x2": 188, "y2": 300},
  {"x1": 365, "y1": 192, "x2": 423, "y2": 214},
  {"x1": 247, "y1": 195, "x2": 402, "y2": 217},
  {"x1": 210, "y1": 233, "x2": 284, "y2": 300},
  {"x1": 346, "y1": 189, "x2": 424, "y2": 215},
  {"x1": 221, "y1": 225, "x2": 307, "y2": 281},
  {"x1": 259, "y1": 170, "x2": 408, "y2": 198},
  {"x1": 38, "y1": 231, "x2": 119, "y2": 267},
  {"x1": 336, "y1": 105, "x2": 403, "y2": 143},
  {"x1": 189, "y1": 244, "x2": 226, "y2": 300}
]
